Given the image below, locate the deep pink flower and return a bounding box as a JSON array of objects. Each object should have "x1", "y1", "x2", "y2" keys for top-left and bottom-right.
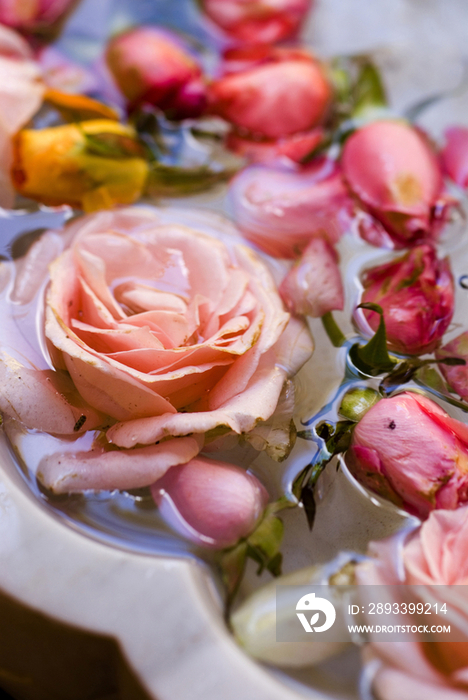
[
  {"x1": 229, "y1": 158, "x2": 352, "y2": 258},
  {"x1": 0, "y1": 0, "x2": 76, "y2": 32},
  {"x1": 226, "y1": 127, "x2": 324, "y2": 164},
  {"x1": 105, "y1": 26, "x2": 207, "y2": 118},
  {"x1": 279, "y1": 237, "x2": 344, "y2": 316},
  {"x1": 200, "y1": 0, "x2": 312, "y2": 45},
  {"x1": 346, "y1": 391, "x2": 468, "y2": 518},
  {"x1": 360, "y1": 244, "x2": 454, "y2": 356},
  {"x1": 342, "y1": 120, "x2": 449, "y2": 248},
  {"x1": 436, "y1": 331, "x2": 468, "y2": 401},
  {"x1": 151, "y1": 456, "x2": 269, "y2": 549},
  {"x1": 209, "y1": 47, "x2": 330, "y2": 140},
  {"x1": 441, "y1": 126, "x2": 468, "y2": 189},
  {"x1": 356, "y1": 508, "x2": 468, "y2": 700}
]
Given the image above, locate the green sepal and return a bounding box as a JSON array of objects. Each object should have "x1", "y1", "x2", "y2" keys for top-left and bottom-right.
[
  {"x1": 350, "y1": 303, "x2": 397, "y2": 375},
  {"x1": 145, "y1": 163, "x2": 234, "y2": 197},
  {"x1": 83, "y1": 131, "x2": 147, "y2": 159}
]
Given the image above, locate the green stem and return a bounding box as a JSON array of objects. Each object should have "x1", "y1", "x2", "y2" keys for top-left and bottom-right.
[{"x1": 321, "y1": 312, "x2": 346, "y2": 348}]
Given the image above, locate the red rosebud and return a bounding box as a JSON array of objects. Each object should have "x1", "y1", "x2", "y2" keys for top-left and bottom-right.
[
  {"x1": 151, "y1": 457, "x2": 269, "y2": 549},
  {"x1": 346, "y1": 392, "x2": 468, "y2": 518},
  {"x1": 229, "y1": 158, "x2": 351, "y2": 258},
  {"x1": 279, "y1": 237, "x2": 344, "y2": 316},
  {"x1": 105, "y1": 26, "x2": 207, "y2": 119},
  {"x1": 359, "y1": 244, "x2": 454, "y2": 355},
  {"x1": 200, "y1": 0, "x2": 312, "y2": 45},
  {"x1": 209, "y1": 47, "x2": 330, "y2": 140},
  {"x1": 0, "y1": 0, "x2": 76, "y2": 33},
  {"x1": 342, "y1": 120, "x2": 448, "y2": 248},
  {"x1": 441, "y1": 126, "x2": 468, "y2": 189}
]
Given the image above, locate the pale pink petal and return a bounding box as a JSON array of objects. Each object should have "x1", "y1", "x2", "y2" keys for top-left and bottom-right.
[
  {"x1": 0, "y1": 351, "x2": 104, "y2": 434},
  {"x1": 38, "y1": 436, "x2": 203, "y2": 493},
  {"x1": 441, "y1": 126, "x2": 468, "y2": 189},
  {"x1": 107, "y1": 352, "x2": 286, "y2": 447},
  {"x1": 374, "y1": 667, "x2": 468, "y2": 700},
  {"x1": 11, "y1": 231, "x2": 63, "y2": 305},
  {"x1": 279, "y1": 237, "x2": 344, "y2": 317},
  {"x1": 272, "y1": 314, "x2": 314, "y2": 377}
]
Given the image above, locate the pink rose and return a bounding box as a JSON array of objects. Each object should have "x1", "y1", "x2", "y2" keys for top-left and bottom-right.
[
  {"x1": 229, "y1": 158, "x2": 351, "y2": 258},
  {"x1": 436, "y1": 332, "x2": 468, "y2": 401},
  {"x1": 200, "y1": 0, "x2": 312, "y2": 45},
  {"x1": 151, "y1": 456, "x2": 269, "y2": 549},
  {"x1": 441, "y1": 126, "x2": 468, "y2": 189},
  {"x1": 0, "y1": 207, "x2": 313, "y2": 493},
  {"x1": 346, "y1": 391, "x2": 468, "y2": 518},
  {"x1": 356, "y1": 508, "x2": 468, "y2": 700},
  {"x1": 342, "y1": 120, "x2": 449, "y2": 248},
  {"x1": 0, "y1": 0, "x2": 76, "y2": 32},
  {"x1": 359, "y1": 244, "x2": 454, "y2": 355},
  {"x1": 105, "y1": 26, "x2": 207, "y2": 118},
  {"x1": 209, "y1": 47, "x2": 330, "y2": 141},
  {"x1": 0, "y1": 24, "x2": 45, "y2": 207},
  {"x1": 279, "y1": 236, "x2": 344, "y2": 316}
]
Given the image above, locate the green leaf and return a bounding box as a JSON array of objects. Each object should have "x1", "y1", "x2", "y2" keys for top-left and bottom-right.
[
  {"x1": 145, "y1": 163, "x2": 235, "y2": 197},
  {"x1": 351, "y1": 60, "x2": 387, "y2": 117},
  {"x1": 83, "y1": 131, "x2": 147, "y2": 160},
  {"x1": 321, "y1": 311, "x2": 347, "y2": 348},
  {"x1": 350, "y1": 303, "x2": 397, "y2": 375}
]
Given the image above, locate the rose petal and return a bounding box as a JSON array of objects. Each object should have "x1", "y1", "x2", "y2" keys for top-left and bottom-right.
[{"x1": 38, "y1": 435, "x2": 203, "y2": 493}]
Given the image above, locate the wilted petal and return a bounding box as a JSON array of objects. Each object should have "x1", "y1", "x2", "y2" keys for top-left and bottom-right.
[
  {"x1": 0, "y1": 351, "x2": 104, "y2": 434},
  {"x1": 436, "y1": 331, "x2": 468, "y2": 401},
  {"x1": 280, "y1": 237, "x2": 344, "y2": 317},
  {"x1": 441, "y1": 126, "x2": 468, "y2": 189},
  {"x1": 38, "y1": 435, "x2": 203, "y2": 493},
  {"x1": 229, "y1": 159, "x2": 351, "y2": 258}
]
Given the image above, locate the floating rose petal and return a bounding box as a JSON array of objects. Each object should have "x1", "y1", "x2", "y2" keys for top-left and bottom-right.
[{"x1": 441, "y1": 126, "x2": 468, "y2": 189}]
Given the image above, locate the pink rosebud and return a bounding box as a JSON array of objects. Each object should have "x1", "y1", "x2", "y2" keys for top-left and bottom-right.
[
  {"x1": 346, "y1": 391, "x2": 468, "y2": 518},
  {"x1": 342, "y1": 120, "x2": 447, "y2": 247},
  {"x1": 150, "y1": 457, "x2": 269, "y2": 549},
  {"x1": 0, "y1": 0, "x2": 76, "y2": 33},
  {"x1": 105, "y1": 26, "x2": 207, "y2": 119},
  {"x1": 360, "y1": 244, "x2": 454, "y2": 355},
  {"x1": 356, "y1": 508, "x2": 468, "y2": 699},
  {"x1": 226, "y1": 127, "x2": 324, "y2": 164},
  {"x1": 229, "y1": 158, "x2": 352, "y2": 258},
  {"x1": 200, "y1": 0, "x2": 312, "y2": 45},
  {"x1": 436, "y1": 331, "x2": 468, "y2": 401},
  {"x1": 441, "y1": 126, "x2": 468, "y2": 189},
  {"x1": 279, "y1": 237, "x2": 344, "y2": 316},
  {"x1": 209, "y1": 47, "x2": 330, "y2": 140}
]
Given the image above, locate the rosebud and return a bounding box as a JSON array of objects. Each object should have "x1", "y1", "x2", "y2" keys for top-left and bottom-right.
[
  {"x1": 150, "y1": 457, "x2": 269, "y2": 549},
  {"x1": 209, "y1": 47, "x2": 330, "y2": 140},
  {"x1": 229, "y1": 158, "x2": 351, "y2": 258},
  {"x1": 0, "y1": 0, "x2": 77, "y2": 34},
  {"x1": 11, "y1": 119, "x2": 149, "y2": 211},
  {"x1": 359, "y1": 244, "x2": 454, "y2": 355},
  {"x1": 436, "y1": 331, "x2": 468, "y2": 401},
  {"x1": 346, "y1": 391, "x2": 468, "y2": 518},
  {"x1": 105, "y1": 26, "x2": 207, "y2": 119},
  {"x1": 441, "y1": 126, "x2": 468, "y2": 189},
  {"x1": 342, "y1": 120, "x2": 448, "y2": 247},
  {"x1": 279, "y1": 236, "x2": 344, "y2": 316},
  {"x1": 200, "y1": 0, "x2": 312, "y2": 45}
]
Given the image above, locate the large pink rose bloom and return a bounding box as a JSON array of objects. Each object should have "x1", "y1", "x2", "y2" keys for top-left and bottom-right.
[
  {"x1": 105, "y1": 26, "x2": 207, "y2": 118},
  {"x1": 229, "y1": 158, "x2": 351, "y2": 258},
  {"x1": 342, "y1": 120, "x2": 449, "y2": 248},
  {"x1": 357, "y1": 508, "x2": 468, "y2": 700},
  {"x1": 0, "y1": 0, "x2": 76, "y2": 32},
  {"x1": 209, "y1": 47, "x2": 330, "y2": 140},
  {"x1": 31, "y1": 208, "x2": 313, "y2": 492},
  {"x1": 346, "y1": 392, "x2": 468, "y2": 518},
  {"x1": 201, "y1": 0, "x2": 312, "y2": 45},
  {"x1": 360, "y1": 244, "x2": 454, "y2": 356}
]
